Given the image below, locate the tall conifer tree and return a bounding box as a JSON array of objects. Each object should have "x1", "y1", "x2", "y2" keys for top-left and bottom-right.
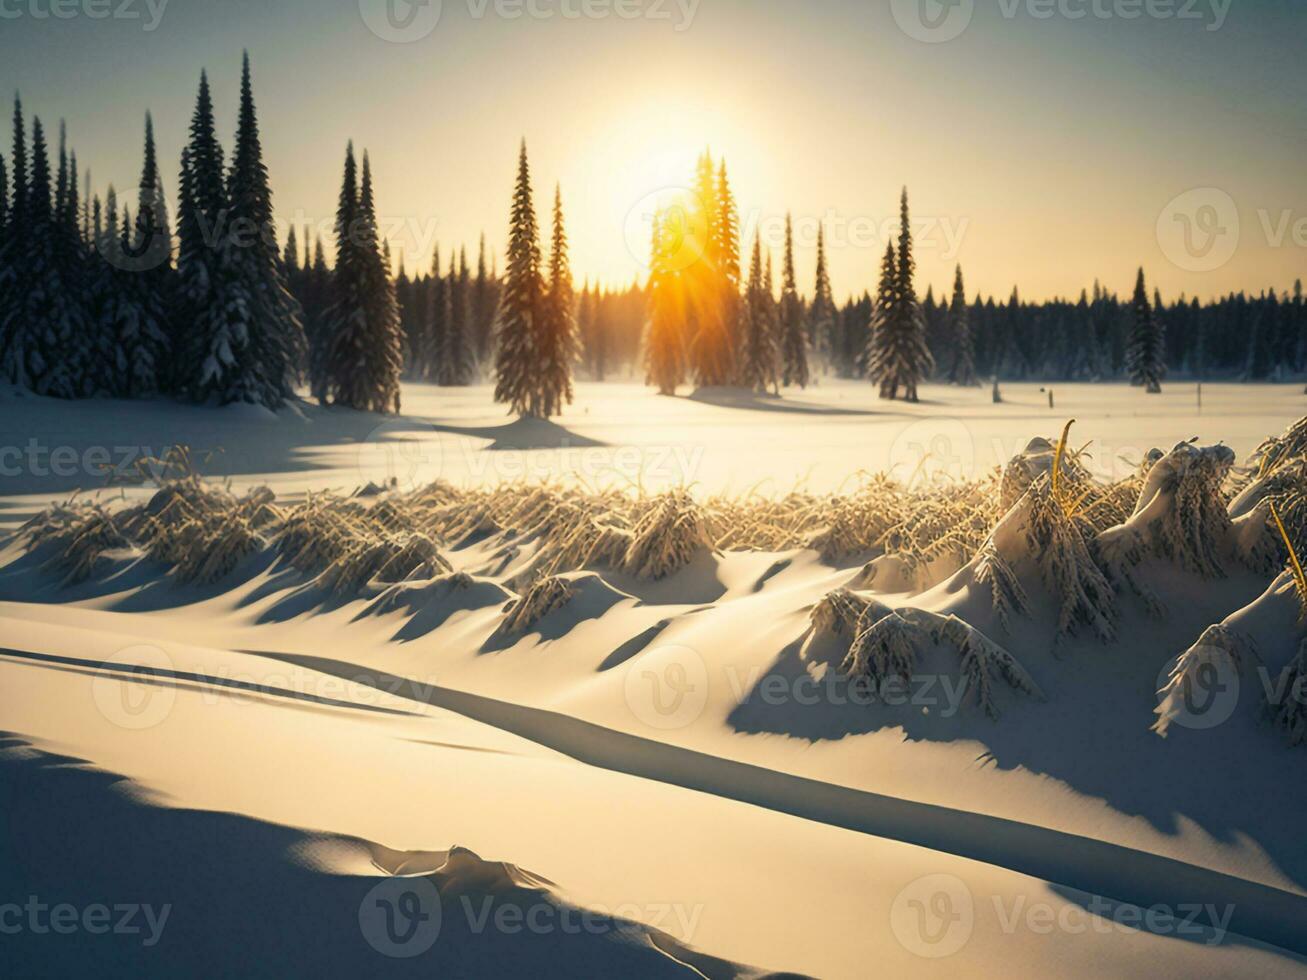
[
  {"x1": 779, "y1": 214, "x2": 809, "y2": 388},
  {"x1": 494, "y1": 140, "x2": 545, "y2": 417},
  {"x1": 1126, "y1": 267, "x2": 1165, "y2": 393},
  {"x1": 947, "y1": 265, "x2": 978, "y2": 386}
]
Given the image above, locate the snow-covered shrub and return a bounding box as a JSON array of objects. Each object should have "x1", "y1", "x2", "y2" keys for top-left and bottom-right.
[
  {"x1": 22, "y1": 501, "x2": 129, "y2": 584},
  {"x1": 501, "y1": 575, "x2": 575, "y2": 634},
  {"x1": 319, "y1": 532, "x2": 451, "y2": 596},
  {"x1": 622, "y1": 492, "x2": 713, "y2": 580},
  {"x1": 1267, "y1": 640, "x2": 1307, "y2": 746},
  {"x1": 836, "y1": 603, "x2": 1041, "y2": 719}
]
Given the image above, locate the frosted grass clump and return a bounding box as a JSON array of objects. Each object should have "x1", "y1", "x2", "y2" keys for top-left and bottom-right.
[{"x1": 501, "y1": 575, "x2": 576, "y2": 635}]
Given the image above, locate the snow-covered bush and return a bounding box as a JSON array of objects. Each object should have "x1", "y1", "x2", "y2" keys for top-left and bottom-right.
[
  {"x1": 501, "y1": 575, "x2": 575, "y2": 635},
  {"x1": 622, "y1": 491, "x2": 713, "y2": 580}
]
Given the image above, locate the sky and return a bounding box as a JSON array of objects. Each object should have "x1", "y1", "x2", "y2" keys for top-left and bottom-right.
[{"x1": 1, "y1": 0, "x2": 1304, "y2": 302}]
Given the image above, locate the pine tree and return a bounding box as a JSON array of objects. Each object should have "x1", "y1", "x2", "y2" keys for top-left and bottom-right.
[
  {"x1": 175, "y1": 70, "x2": 250, "y2": 405},
  {"x1": 779, "y1": 214, "x2": 809, "y2": 388},
  {"x1": 473, "y1": 232, "x2": 495, "y2": 367},
  {"x1": 1126, "y1": 268, "x2": 1165, "y2": 393},
  {"x1": 947, "y1": 265, "x2": 978, "y2": 385},
  {"x1": 865, "y1": 242, "x2": 896, "y2": 389},
  {"x1": 323, "y1": 147, "x2": 403, "y2": 412},
  {"x1": 807, "y1": 223, "x2": 837, "y2": 374},
  {"x1": 868, "y1": 189, "x2": 933, "y2": 401},
  {"x1": 225, "y1": 52, "x2": 305, "y2": 405},
  {"x1": 739, "y1": 233, "x2": 778, "y2": 393},
  {"x1": 644, "y1": 209, "x2": 687, "y2": 396},
  {"x1": 438, "y1": 246, "x2": 474, "y2": 385},
  {"x1": 715, "y1": 162, "x2": 742, "y2": 382},
  {"x1": 6, "y1": 116, "x2": 90, "y2": 397},
  {"x1": 537, "y1": 185, "x2": 578, "y2": 416},
  {"x1": 688, "y1": 152, "x2": 732, "y2": 387},
  {"x1": 494, "y1": 140, "x2": 546, "y2": 417},
  {"x1": 426, "y1": 244, "x2": 446, "y2": 382}
]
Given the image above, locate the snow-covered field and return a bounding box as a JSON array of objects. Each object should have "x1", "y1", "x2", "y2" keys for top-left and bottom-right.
[{"x1": 3, "y1": 380, "x2": 1307, "y2": 978}]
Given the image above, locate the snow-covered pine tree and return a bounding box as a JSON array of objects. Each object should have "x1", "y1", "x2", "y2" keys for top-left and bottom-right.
[
  {"x1": 715, "y1": 162, "x2": 742, "y2": 380},
  {"x1": 739, "y1": 232, "x2": 779, "y2": 393},
  {"x1": 114, "y1": 114, "x2": 172, "y2": 398},
  {"x1": 688, "y1": 152, "x2": 732, "y2": 387},
  {"x1": 438, "y1": 247, "x2": 474, "y2": 385},
  {"x1": 1126, "y1": 267, "x2": 1165, "y2": 393},
  {"x1": 472, "y1": 233, "x2": 495, "y2": 366},
  {"x1": 807, "y1": 223, "x2": 837, "y2": 374},
  {"x1": 323, "y1": 148, "x2": 403, "y2": 413},
  {"x1": 425, "y1": 245, "x2": 446, "y2": 382},
  {"x1": 644, "y1": 208, "x2": 687, "y2": 396},
  {"x1": 175, "y1": 70, "x2": 253, "y2": 406},
  {"x1": 225, "y1": 53, "x2": 305, "y2": 406},
  {"x1": 865, "y1": 241, "x2": 896, "y2": 393},
  {"x1": 6, "y1": 116, "x2": 90, "y2": 398},
  {"x1": 537, "y1": 185, "x2": 578, "y2": 417},
  {"x1": 947, "y1": 264, "x2": 978, "y2": 385},
  {"x1": 494, "y1": 140, "x2": 545, "y2": 417},
  {"x1": 869, "y1": 189, "x2": 933, "y2": 401},
  {"x1": 0, "y1": 97, "x2": 20, "y2": 379},
  {"x1": 779, "y1": 214, "x2": 809, "y2": 388}
]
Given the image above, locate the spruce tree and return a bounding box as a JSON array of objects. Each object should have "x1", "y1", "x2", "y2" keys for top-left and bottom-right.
[
  {"x1": 807, "y1": 224, "x2": 837, "y2": 374},
  {"x1": 426, "y1": 244, "x2": 447, "y2": 382},
  {"x1": 7, "y1": 116, "x2": 89, "y2": 397},
  {"x1": 438, "y1": 247, "x2": 474, "y2": 385},
  {"x1": 779, "y1": 214, "x2": 809, "y2": 388},
  {"x1": 225, "y1": 52, "x2": 305, "y2": 405},
  {"x1": 715, "y1": 162, "x2": 742, "y2": 381},
  {"x1": 947, "y1": 265, "x2": 978, "y2": 385},
  {"x1": 175, "y1": 70, "x2": 249, "y2": 405},
  {"x1": 688, "y1": 152, "x2": 732, "y2": 387},
  {"x1": 739, "y1": 232, "x2": 778, "y2": 393},
  {"x1": 537, "y1": 185, "x2": 578, "y2": 417},
  {"x1": 865, "y1": 243, "x2": 895, "y2": 386},
  {"x1": 644, "y1": 209, "x2": 687, "y2": 396},
  {"x1": 494, "y1": 140, "x2": 545, "y2": 417},
  {"x1": 323, "y1": 147, "x2": 403, "y2": 412},
  {"x1": 1126, "y1": 268, "x2": 1165, "y2": 393},
  {"x1": 868, "y1": 189, "x2": 932, "y2": 401},
  {"x1": 473, "y1": 233, "x2": 495, "y2": 367}
]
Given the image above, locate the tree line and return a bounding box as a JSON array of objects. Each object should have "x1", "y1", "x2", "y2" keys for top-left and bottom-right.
[{"x1": 0, "y1": 76, "x2": 1302, "y2": 416}]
